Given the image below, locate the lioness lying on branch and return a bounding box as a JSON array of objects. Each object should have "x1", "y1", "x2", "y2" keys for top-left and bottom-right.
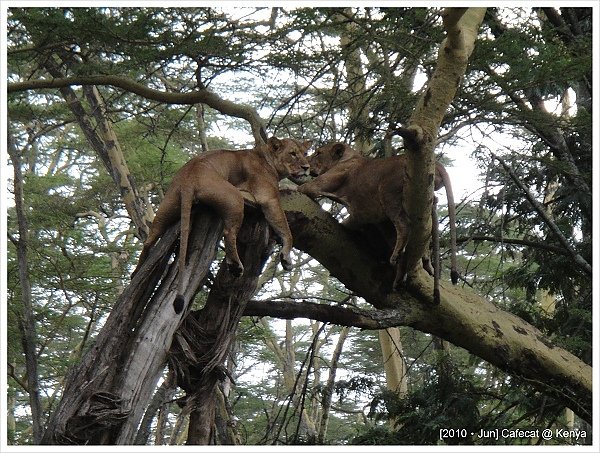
[
  {"x1": 133, "y1": 137, "x2": 312, "y2": 313},
  {"x1": 298, "y1": 142, "x2": 458, "y2": 302}
]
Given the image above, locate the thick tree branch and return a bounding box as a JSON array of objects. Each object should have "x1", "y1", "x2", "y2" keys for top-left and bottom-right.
[
  {"x1": 8, "y1": 74, "x2": 267, "y2": 144},
  {"x1": 279, "y1": 190, "x2": 592, "y2": 422},
  {"x1": 401, "y1": 8, "x2": 486, "y2": 279},
  {"x1": 245, "y1": 300, "x2": 382, "y2": 329}
]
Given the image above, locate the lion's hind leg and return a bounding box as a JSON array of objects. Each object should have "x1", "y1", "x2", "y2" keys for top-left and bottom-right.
[{"x1": 199, "y1": 182, "x2": 246, "y2": 277}]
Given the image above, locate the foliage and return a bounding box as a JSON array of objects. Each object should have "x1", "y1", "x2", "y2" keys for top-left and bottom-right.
[{"x1": 5, "y1": 6, "x2": 593, "y2": 446}]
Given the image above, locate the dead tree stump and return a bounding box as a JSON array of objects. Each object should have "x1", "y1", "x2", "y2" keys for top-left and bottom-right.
[
  {"x1": 169, "y1": 208, "x2": 272, "y2": 445},
  {"x1": 42, "y1": 207, "x2": 224, "y2": 444}
]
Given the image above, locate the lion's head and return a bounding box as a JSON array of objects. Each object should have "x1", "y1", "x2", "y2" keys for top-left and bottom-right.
[
  {"x1": 308, "y1": 142, "x2": 358, "y2": 176},
  {"x1": 266, "y1": 137, "x2": 312, "y2": 179}
]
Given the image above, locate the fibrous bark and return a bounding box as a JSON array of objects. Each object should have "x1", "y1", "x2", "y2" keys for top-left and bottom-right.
[
  {"x1": 169, "y1": 208, "x2": 271, "y2": 445},
  {"x1": 41, "y1": 206, "x2": 223, "y2": 444}
]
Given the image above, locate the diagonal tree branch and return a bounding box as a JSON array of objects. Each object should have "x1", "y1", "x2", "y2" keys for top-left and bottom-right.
[
  {"x1": 278, "y1": 189, "x2": 592, "y2": 423},
  {"x1": 40, "y1": 58, "x2": 151, "y2": 240}
]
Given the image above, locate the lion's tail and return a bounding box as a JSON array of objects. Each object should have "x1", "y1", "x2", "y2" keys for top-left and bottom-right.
[{"x1": 438, "y1": 165, "x2": 458, "y2": 284}]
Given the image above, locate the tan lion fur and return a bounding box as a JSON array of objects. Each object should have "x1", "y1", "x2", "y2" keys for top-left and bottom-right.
[
  {"x1": 298, "y1": 142, "x2": 458, "y2": 298},
  {"x1": 134, "y1": 137, "x2": 311, "y2": 313}
]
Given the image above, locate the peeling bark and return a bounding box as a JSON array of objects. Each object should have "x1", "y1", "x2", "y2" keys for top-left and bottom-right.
[
  {"x1": 41, "y1": 206, "x2": 223, "y2": 444},
  {"x1": 169, "y1": 209, "x2": 271, "y2": 445}
]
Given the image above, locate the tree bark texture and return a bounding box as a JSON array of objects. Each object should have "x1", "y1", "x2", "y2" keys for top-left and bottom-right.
[
  {"x1": 133, "y1": 372, "x2": 176, "y2": 445},
  {"x1": 272, "y1": 190, "x2": 592, "y2": 423},
  {"x1": 317, "y1": 326, "x2": 349, "y2": 444},
  {"x1": 41, "y1": 58, "x2": 152, "y2": 240},
  {"x1": 41, "y1": 206, "x2": 223, "y2": 444},
  {"x1": 379, "y1": 328, "x2": 408, "y2": 397},
  {"x1": 169, "y1": 209, "x2": 272, "y2": 445}
]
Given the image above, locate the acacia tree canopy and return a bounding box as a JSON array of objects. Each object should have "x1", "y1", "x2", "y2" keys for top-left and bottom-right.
[{"x1": 5, "y1": 5, "x2": 594, "y2": 446}]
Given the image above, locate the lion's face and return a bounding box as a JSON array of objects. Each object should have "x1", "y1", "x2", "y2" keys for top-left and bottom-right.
[
  {"x1": 308, "y1": 142, "x2": 349, "y2": 176},
  {"x1": 267, "y1": 137, "x2": 312, "y2": 179}
]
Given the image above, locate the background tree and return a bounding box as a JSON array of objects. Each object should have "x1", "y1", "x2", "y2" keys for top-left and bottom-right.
[{"x1": 5, "y1": 6, "x2": 594, "y2": 446}]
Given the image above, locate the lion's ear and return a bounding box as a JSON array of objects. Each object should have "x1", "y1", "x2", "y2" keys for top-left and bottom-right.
[
  {"x1": 302, "y1": 140, "x2": 313, "y2": 154},
  {"x1": 333, "y1": 143, "x2": 345, "y2": 158},
  {"x1": 268, "y1": 137, "x2": 282, "y2": 150}
]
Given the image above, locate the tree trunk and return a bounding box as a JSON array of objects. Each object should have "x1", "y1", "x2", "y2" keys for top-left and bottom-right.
[
  {"x1": 400, "y1": 7, "x2": 486, "y2": 276},
  {"x1": 214, "y1": 385, "x2": 240, "y2": 445},
  {"x1": 41, "y1": 206, "x2": 223, "y2": 444},
  {"x1": 379, "y1": 328, "x2": 408, "y2": 397},
  {"x1": 82, "y1": 85, "x2": 153, "y2": 239},
  {"x1": 7, "y1": 129, "x2": 44, "y2": 444},
  {"x1": 318, "y1": 326, "x2": 349, "y2": 444},
  {"x1": 169, "y1": 208, "x2": 272, "y2": 445},
  {"x1": 133, "y1": 371, "x2": 176, "y2": 445}
]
